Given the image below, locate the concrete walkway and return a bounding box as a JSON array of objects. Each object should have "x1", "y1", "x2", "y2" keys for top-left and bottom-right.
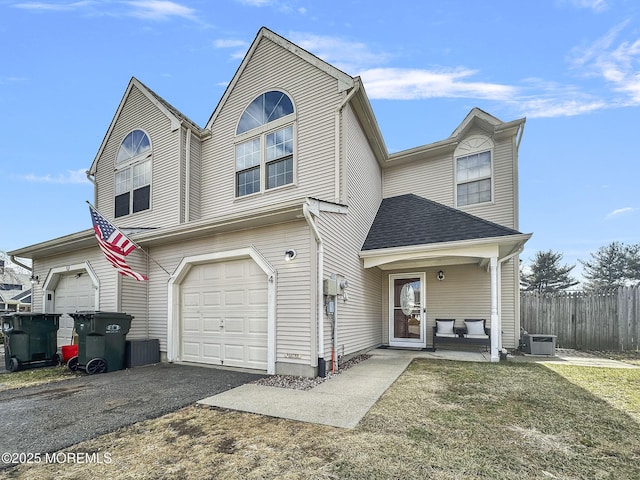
[
  {"x1": 198, "y1": 348, "x2": 489, "y2": 429},
  {"x1": 198, "y1": 347, "x2": 639, "y2": 429},
  {"x1": 514, "y1": 348, "x2": 640, "y2": 369}
]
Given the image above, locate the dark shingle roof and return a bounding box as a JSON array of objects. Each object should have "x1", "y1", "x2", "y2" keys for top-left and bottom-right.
[{"x1": 361, "y1": 194, "x2": 522, "y2": 251}]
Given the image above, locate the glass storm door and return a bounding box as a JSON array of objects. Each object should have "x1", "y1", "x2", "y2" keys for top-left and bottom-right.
[{"x1": 389, "y1": 274, "x2": 425, "y2": 347}]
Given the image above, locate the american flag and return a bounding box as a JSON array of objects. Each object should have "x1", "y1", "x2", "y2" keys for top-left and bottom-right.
[{"x1": 89, "y1": 204, "x2": 148, "y2": 281}]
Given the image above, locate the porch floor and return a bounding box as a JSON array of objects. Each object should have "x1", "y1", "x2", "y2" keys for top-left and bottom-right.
[{"x1": 372, "y1": 346, "x2": 491, "y2": 363}]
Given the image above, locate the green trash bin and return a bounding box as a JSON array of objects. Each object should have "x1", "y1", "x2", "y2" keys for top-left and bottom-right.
[
  {"x1": 1, "y1": 313, "x2": 61, "y2": 372},
  {"x1": 68, "y1": 311, "x2": 133, "y2": 375}
]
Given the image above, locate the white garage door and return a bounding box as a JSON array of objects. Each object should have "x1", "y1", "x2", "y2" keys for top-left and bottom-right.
[
  {"x1": 180, "y1": 258, "x2": 268, "y2": 370},
  {"x1": 55, "y1": 273, "x2": 95, "y2": 347}
]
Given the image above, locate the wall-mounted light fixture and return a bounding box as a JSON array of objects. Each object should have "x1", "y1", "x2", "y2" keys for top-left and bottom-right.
[
  {"x1": 437, "y1": 270, "x2": 445, "y2": 281},
  {"x1": 30, "y1": 275, "x2": 39, "y2": 285},
  {"x1": 284, "y1": 249, "x2": 297, "y2": 262}
]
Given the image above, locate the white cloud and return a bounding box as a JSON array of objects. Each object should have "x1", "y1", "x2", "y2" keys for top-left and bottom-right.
[
  {"x1": 124, "y1": 0, "x2": 197, "y2": 21},
  {"x1": 564, "y1": 0, "x2": 608, "y2": 12},
  {"x1": 213, "y1": 39, "x2": 248, "y2": 49},
  {"x1": 360, "y1": 67, "x2": 518, "y2": 101},
  {"x1": 287, "y1": 32, "x2": 391, "y2": 73},
  {"x1": 570, "y1": 21, "x2": 640, "y2": 105},
  {"x1": 606, "y1": 207, "x2": 637, "y2": 219},
  {"x1": 13, "y1": 1, "x2": 95, "y2": 11},
  {"x1": 236, "y1": 0, "x2": 272, "y2": 5},
  {"x1": 21, "y1": 169, "x2": 90, "y2": 184}
]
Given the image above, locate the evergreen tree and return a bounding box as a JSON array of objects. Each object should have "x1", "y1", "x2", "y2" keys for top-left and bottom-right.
[
  {"x1": 580, "y1": 241, "x2": 634, "y2": 289},
  {"x1": 626, "y1": 243, "x2": 640, "y2": 283},
  {"x1": 521, "y1": 250, "x2": 579, "y2": 292}
]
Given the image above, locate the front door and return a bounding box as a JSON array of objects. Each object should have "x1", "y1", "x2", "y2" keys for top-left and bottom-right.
[{"x1": 389, "y1": 273, "x2": 425, "y2": 348}]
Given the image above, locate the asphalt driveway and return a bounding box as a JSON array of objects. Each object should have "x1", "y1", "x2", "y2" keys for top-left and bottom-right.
[{"x1": 0, "y1": 363, "x2": 263, "y2": 461}]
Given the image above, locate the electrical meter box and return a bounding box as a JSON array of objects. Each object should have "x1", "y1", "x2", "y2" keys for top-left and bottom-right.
[{"x1": 323, "y1": 278, "x2": 338, "y2": 296}]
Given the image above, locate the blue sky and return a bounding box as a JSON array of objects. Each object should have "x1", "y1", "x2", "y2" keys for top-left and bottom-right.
[{"x1": 1, "y1": 0, "x2": 638, "y2": 283}]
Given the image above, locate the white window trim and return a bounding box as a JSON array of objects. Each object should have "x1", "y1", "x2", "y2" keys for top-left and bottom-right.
[
  {"x1": 114, "y1": 129, "x2": 153, "y2": 217},
  {"x1": 453, "y1": 134, "x2": 495, "y2": 208},
  {"x1": 234, "y1": 121, "x2": 297, "y2": 199}
]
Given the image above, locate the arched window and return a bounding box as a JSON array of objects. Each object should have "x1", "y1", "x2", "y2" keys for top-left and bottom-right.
[
  {"x1": 236, "y1": 91, "x2": 294, "y2": 135},
  {"x1": 117, "y1": 129, "x2": 151, "y2": 163},
  {"x1": 114, "y1": 129, "x2": 152, "y2": 217},
  {"x1": 235, "y1": 91, "x2": 295, "y2": 197}
]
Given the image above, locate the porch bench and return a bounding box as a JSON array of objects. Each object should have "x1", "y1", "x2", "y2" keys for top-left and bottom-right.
[{"x1": 433, "y1": 319, "x2": 490, "y2": 351}]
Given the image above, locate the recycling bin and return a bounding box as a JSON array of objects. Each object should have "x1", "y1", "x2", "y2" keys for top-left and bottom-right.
[
  {"x1": 1, "y1": 313, "x2": 61, "y2": 372},
  {"x1": 68, "y1": 311, "x2": 133, "y2": 374}
]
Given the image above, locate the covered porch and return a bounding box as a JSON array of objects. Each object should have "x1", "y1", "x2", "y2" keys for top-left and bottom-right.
[{"x1": 360, "y1": 194, "x2": 531, "y2": 362}]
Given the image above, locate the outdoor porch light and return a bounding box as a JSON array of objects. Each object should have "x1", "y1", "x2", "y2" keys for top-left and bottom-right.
[
  {"x1": 437, "y1": 270, "x2": 445, "y2": 281},
  {"x1": 30, "y1": 275, "x2": 39, "y2": 285},
  {"x1": 284, "y1": 249, "x2": 297, "y2": 262}
]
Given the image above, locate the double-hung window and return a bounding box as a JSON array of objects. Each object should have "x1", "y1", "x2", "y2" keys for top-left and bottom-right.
[
  {"x1": 456, "y1": 150, "x2": 492, "y2": 207},
  {"x1": 115, "y1": 129, "x2": 152, "y2": 217},
  {"x1": 235, "y1": 91, "x2": 295, "y2": 197}
]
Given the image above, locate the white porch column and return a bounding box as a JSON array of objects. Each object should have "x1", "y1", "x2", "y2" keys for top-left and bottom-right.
[{"x1": 490, "y1": 256, "x2": 500, "y2": 362}]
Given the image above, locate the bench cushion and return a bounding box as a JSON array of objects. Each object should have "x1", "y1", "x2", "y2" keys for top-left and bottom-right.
[{"x1": 435, "y1": 319, "x2": 455, "y2": 335}]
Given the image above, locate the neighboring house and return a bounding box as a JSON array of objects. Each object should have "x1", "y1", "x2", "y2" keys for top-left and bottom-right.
[
  {"x1": 8, "y1": 28, "x2": 531, "y2": 376},
  {"x1": 0, "y1": 260, "x2": 31, "y2": 312}
]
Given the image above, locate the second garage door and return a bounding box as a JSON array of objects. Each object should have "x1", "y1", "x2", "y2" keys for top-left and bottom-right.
[
  {"x1": 180, "y1": 258, "x2": 268, "y2": 371},
  {"x1": 54, "y1": 273, "x2": 95, "y2": 347}
]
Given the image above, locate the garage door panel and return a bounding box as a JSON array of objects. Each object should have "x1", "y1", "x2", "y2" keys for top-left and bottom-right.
[
  {"x1": 248, "y1": 288, "x2": 268, "y2": 306},
  {"x1": 180, "y1": 257, "x2": 268, "y2": 371},
  {"x1": 182, "y1": 316, "x2": 201, "y2": 334},
  {"x1": 224, "y1": 290, "x2": 245, "y2": 306},
  {"x1": 202, "y1": 343, "x2": 222, "y2": 361},
  {"x1": 248, "y1": 346, "x2": 268, "y2": 363},
  {"x1": 248, "y1": 317, "x2": 268, "y2": 334},
  {"x1": 224, "y1": 317, "x2": 246, "y2": 334},
  {"x1": 202, "y1": 263, "x2": 222, "y2": 281},
  {"x1": 202, "y1": 292, "x2": 221, "y2": 307},
  {"x1": 182, "y1": 341, "x2": 202, "y2": 362},
  {"x1": 182, "y1": 292, "x2": 200, "y2": 307},
  {"x1": 224, "y1": 261, "x2": 246, "y2": 280},
  {"x1": 202, "y1": 317, "x2": 221, "y2": 333}
]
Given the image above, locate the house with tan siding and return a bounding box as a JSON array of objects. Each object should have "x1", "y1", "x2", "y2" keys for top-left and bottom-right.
[{"x1": 8, "y1": 28, "x2": 531, "y2": 377}]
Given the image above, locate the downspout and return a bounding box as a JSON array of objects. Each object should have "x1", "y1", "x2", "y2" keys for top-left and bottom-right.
[
  {"x1": 185, "y1": 128, "x2": 192, "y2": 222},
  {"x1": 516, "y1": 121, "x2": 526, "y2": 152},
  {"x1": 334, "y1": 79, "x2": 361, "y2": 203},
  {"x1": 499, "y1": 243, "x2": 525, "y2": 354},
  {"x1": 86, "y1": 170, "x2": 97, "y2": 208},
  {"x1": 303, "y1": 201, "x2": 325, "y2": 376},
  {"x1": 9, "y1": 256, "x2": 32, "y2": 273}
]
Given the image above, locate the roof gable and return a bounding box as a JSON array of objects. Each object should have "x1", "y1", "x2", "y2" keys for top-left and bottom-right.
[
  {"x1": 362, "y1": 194, "x2": 521, "y2": 251},
  {"x1": 88, "y1": 77, "x2": 204, "y2": 174},
  {"x1": 205, "y1": 27, "x2": 355, "y2": 130}
]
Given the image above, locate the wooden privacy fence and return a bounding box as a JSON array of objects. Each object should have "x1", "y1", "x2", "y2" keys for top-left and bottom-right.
[{"x1": 520, "y1": 286, "x2": 640, "y2": 351}]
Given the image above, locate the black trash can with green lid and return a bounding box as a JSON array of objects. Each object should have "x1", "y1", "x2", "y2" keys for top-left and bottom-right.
[
  {"x1": 1, "y1": 312, "x2": 61, "y2": 372},
  {"x1": 68, "y1": 311, "x2": 133, "y2": 374}
]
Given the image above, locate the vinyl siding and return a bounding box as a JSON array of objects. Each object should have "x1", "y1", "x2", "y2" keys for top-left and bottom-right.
[
  {"x1": 145, "y1": 220, "x2": 314, "y2": 367},
  {"x1": 200, "y1": 36, "x2": 343, "y2": 219},
  {"x1": 319, "y1": 104, "x2": 383, "y2": 359},
  {"x1": 187, "y1": 129, "x2": 202, "y2": 221},
  {"x1": 381, "y1": 263, "x2": 518, "y2": 348},
  {"x1": 94, "y1": 86, "x2": 182, "y2": 228},
  {"x1": 382, "y1": 127, "x2": 517, "y2": 229},
  {"x1": 119, "y1": 250, "x2": 150, "y2": 339}
]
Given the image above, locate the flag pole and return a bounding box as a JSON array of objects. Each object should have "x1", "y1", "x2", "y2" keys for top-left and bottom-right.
[{"x1": 87, "y1": 201, "x2": 173, "y2": 277}]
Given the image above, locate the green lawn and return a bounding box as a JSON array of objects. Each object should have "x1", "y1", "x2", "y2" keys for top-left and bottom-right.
[{"x1": 3, "y1": 359, "x2": 640, "y2": 479}]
